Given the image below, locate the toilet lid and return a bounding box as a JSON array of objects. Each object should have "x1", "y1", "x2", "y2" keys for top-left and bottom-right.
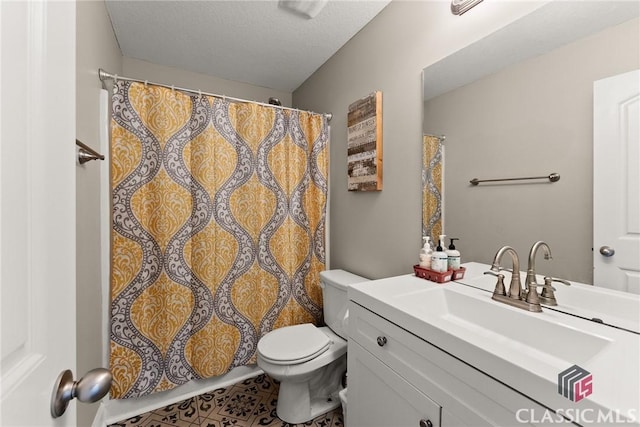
[{"x1": 258, "y1": 323, "x2": 332, "y2": 365}]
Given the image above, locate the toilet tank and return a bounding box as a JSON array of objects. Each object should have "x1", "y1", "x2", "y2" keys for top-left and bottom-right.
[{"x1": 320, "y1": 269, "x2": 369, "y2": 339}]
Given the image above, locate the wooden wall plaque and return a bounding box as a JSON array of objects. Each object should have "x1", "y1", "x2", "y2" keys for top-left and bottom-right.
[{"x1": 347, "y1": 91, "x2": 382, "y2": 191}]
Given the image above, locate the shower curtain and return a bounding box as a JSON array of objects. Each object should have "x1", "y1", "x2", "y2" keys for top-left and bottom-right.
[
  {"x1": 109, "y1": 81, "x2": 329, "y2": 399},
  {"x1": 423, "y1": 135, "x2": 443, "y2": 243}
]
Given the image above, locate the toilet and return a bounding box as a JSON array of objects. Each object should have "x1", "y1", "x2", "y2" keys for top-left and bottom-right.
[{"x1": 257, "y1": 269, "x2": 368, "y2": 424}]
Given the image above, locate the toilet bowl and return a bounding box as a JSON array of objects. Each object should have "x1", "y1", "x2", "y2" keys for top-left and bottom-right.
[
  {"x1": 257, "y1": 325, "x2": 347, "y2": 423},
  {"x1": 256, "y1": 269, "x2": 368, "y2": 424}
]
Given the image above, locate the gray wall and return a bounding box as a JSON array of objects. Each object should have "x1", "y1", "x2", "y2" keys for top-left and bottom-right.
[
  {"x1": 424, "y1": 17, "x2": 639, "y2": 284},
  {"x1": 76, "y1": 1, "x2": 122, "y2": 425},
  {"x1": 293, "y1": 1, "x2": 547, "y2": 279}
]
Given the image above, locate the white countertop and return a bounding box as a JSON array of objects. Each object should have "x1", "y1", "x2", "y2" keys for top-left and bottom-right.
[{"x1": 349, "y1": 262, "x2": 640, "y2": 425}]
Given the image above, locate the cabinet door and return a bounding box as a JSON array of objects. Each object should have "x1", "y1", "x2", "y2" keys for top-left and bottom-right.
[{"x1": 348, "y1": 341, "x2": 441, "y2": 427}]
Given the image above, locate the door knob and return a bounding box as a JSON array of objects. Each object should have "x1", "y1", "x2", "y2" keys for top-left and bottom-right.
[
  {"x1": 419, "y1": 419, "x2": 433, "y2": 427},
  {"x1": 51, "y1": 368, "x2": 112, "y2": 418},
  {"x1": 599, "y1": 246, "x2": 615, "y2": 257},
  {"x1": 377, "y1": 336, "x2": 387, "y2": 347}
]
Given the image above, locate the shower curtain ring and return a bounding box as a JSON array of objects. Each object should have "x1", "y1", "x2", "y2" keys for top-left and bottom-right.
[{"x1": 144, "y1": 80, "x2": 148, "y2": 87}]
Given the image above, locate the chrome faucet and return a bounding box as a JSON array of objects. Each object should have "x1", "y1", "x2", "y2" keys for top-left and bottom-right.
[
  {"x1": 488, "y1": 246, "x2": 542, "y2": 313},
  {"x1": 525, "y1": 241, "x2": 552, "y2": 292}
]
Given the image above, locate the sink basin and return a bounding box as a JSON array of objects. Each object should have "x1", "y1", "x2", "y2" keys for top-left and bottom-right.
[
  {"x1": 455, "y1": 263, "x2": 640, "y2": 333},
  {"x1": 392, "y1": 286, "x2": 612, "y2": 366}
]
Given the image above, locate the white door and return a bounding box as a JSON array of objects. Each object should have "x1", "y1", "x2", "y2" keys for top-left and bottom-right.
[
  {"x1": 593, "y1": 69, "x2": 640, "y2": 294},
  {"x1": 1, "y1": 1, "x2": 77, "y2": 426}
]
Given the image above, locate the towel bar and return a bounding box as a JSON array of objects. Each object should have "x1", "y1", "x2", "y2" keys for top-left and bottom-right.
[{"x1": 470, "y1": 173, "x2": 560, "y2": 186}]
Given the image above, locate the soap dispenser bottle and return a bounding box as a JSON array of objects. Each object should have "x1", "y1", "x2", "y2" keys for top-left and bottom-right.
[
  {"x1": 419, "y1": 236, "x2": 433, "y2": 269},
  {"x1": 447, "y1": 238, "x2": 461, "y2": 270},
  {"x1": 431, "y1": 235, "x2": 449, "y2": 273}
]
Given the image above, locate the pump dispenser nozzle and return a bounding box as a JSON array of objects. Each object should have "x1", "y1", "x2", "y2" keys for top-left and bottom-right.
[{"x1": 449, "y1": 238, "x2": 459, "y2": 250}]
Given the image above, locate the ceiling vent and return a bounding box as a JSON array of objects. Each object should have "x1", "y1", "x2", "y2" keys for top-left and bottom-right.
[{"x1": 279, "y1": 0, "x2": 328, "y2": 19}]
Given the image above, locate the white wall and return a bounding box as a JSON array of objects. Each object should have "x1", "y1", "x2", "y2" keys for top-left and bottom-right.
[
  {"x1": 293, "y1": 1, "x2": 549, "y2": 279},
  {"x1": 424, "y1": 17, "x2": 639, "y2": 284}
]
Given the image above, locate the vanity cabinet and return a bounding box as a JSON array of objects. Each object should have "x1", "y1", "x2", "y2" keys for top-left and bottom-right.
[{"x1": 347, "y1": 302, "x2": 574, "y2": 427}]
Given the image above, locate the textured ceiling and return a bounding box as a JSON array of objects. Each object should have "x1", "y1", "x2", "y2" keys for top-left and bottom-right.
[{"x1": 105, "y1": 0, "x2": 391, "y2": 92}]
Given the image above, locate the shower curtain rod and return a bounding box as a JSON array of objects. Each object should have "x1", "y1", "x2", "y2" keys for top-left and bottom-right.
[{"x1": 98, "y1": 69, "x2": 332, "y2": 122}]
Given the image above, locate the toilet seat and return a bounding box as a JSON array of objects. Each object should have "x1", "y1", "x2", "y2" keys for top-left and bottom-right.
[{"x1": 258, "y1": 323, "x2": 332, "y2": 365}]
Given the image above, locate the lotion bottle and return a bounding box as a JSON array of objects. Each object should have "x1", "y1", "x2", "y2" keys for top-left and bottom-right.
[
  {"x1": 447, "y1": 238, "x2": 461, "y2": 270},
  {"x1": 419, "y1": 236, "x2": 433, "y2": 269},
  {"x1": 431, "y1": 234, "x2": 448, "y2": 273}
]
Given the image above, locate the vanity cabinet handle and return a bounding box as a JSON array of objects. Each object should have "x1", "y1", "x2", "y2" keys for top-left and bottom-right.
[
  {"x1": 419, "y1": 419, "x2": 433, "y2": 427},
  {"x1": 376, "y1": 336, "x2": 387, "y2": 347}
]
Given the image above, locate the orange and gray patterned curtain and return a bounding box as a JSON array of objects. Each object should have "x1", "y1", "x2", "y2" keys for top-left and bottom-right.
[
  {"x1": 109, "y1": 81, "x2": 329, "y2": 399},
  {"x1": 423, "y1": 135, "x2": 443, "y2": 243}
]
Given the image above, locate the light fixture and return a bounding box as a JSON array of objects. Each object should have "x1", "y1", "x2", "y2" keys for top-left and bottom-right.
[
  {"x1": 278, "y1": 0, "x2": 328, "y2": 19},
  {"x1": 451, "y1": 0, "x2": 484, "y2": 16}
]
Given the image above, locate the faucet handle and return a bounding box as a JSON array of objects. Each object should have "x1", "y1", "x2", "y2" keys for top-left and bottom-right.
[
  {"x1": 541, "y1": 276, "x2": 571, "y2": 292},
  {"x1": 537, "y1": 276, "x2": 570, "y2": 306},
  {"x1": 485, "y1": 271, "x2": 506, "y2": 296}
]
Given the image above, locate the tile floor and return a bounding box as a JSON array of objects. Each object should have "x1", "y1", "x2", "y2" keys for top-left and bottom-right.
[{"x1": 108, "y1": 374, "x2": 344, "y2": 427}]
